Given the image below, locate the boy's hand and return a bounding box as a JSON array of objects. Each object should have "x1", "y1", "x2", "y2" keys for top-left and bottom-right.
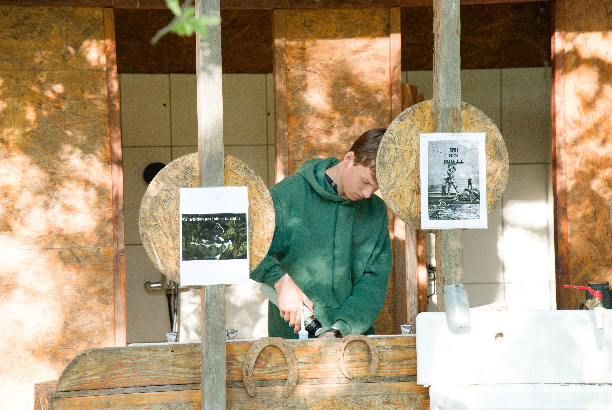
[{"x1": 274, "y1": 274, "x2": 314, "y2": 333}]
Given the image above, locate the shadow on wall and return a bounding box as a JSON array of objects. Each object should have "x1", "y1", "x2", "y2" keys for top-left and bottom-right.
[
  {"x1": 553, "y1": 25, "x2": 612, "y2": 310},
  {"x1": 0, "y1": 7, "x2": 115, "y2": 410}
]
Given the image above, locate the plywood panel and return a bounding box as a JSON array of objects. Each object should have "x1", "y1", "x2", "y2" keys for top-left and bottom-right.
[
  {"x1": 0, "y1": 6, "x2": 116, "y2": 410},
  {"x1": 553, "y1": 0, "x2": 612, "y2": 310},
  {"x1": 283, "y1": 8, "x2": 391, "y2": 174}
]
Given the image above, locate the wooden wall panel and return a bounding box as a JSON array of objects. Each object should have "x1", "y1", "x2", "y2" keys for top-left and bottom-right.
[
  {"x1": 282, "y1": 8, "x2": 392, "y2": 175},
  {"x1": 553, "y1": 0, "x2": 612, "y2": 309},
  {"x1": 0, "y1": 6, "x2": 117, "y2": 409}
]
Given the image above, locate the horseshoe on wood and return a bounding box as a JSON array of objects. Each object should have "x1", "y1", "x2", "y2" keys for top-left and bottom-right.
[
  {"x1": 337, "y1": 334, "x2": 379, "y2": 379},
  {"x1": 242, "y1": 337, "x2": 298, "y2": 398}
]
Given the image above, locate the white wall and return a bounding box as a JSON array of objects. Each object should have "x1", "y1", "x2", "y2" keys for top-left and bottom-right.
[{"x1": 120, "y1": 67, "x2": 553, "y2": 343}]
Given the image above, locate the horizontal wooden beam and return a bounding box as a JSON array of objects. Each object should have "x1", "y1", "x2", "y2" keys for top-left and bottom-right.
[
  {"x1": 55, "y1": 336, "x2": 417, "y2": 392},
  {"x1": 0, "y1": 0, "x2": 550, "y2": 9}
]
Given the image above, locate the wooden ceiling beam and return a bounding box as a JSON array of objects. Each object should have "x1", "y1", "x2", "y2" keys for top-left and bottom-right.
[{"x1": 0, "y1": 0, "x2": 549, "y2": 9}]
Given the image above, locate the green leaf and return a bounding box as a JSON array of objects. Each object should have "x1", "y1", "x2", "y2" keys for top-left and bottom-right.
[{"x1": 166, "y1": 0, "x2": 182, "y2": 16}]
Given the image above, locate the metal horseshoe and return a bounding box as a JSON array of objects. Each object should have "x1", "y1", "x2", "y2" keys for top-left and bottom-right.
[
  {"x1": 242, "y1": 337, "x2": 298, "y2": 398},
  {"x1": 337, "y1": 334, "x2": 379, "y2": 379}
]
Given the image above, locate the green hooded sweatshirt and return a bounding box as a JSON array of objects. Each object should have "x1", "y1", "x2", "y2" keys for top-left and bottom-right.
[{"x1": 251, "y1": 157, "x2": 392, "y2": 339}]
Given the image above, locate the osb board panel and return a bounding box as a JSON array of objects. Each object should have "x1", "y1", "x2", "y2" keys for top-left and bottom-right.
[
  {"x1": 56, "y1": 337, "x2": 417, "y2": 392},
  {"x1": 0, "y1": 247, "x2": 115, "y2": 401},
  {"x1": 0, "y1": 6, "x2": 115, "y2": 410},
  {"x1": 114, "y1": 8, "x2": 273, "y2": 74},
  {"x1": 283, "y1": 8, "x2": 391, "y2": 175},
  {"x1": 377, "y1": 100, "x2": 508, "y2": 229},
  {"x1": 555, "y1": 0, "x2": 612, "y2": 310},
  {"x1": 0, "y1": 71, "x2": 113, "y2": 249},
  {"x1": 0, "y1": 6, "x2": 106, "y2": 72}
]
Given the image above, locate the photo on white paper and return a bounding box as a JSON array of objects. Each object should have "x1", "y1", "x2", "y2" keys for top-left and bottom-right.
[
  {"x1": 180, "y1": 186, "x2": 249, "y2": 286},
  {"x1": 420, "y1": 132, "x2": 487, "y2": 229}
]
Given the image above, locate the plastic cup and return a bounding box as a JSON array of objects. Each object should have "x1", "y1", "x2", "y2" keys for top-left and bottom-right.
[{"x1": 443, "y1": 283, "x2": 471, "y2": 334}]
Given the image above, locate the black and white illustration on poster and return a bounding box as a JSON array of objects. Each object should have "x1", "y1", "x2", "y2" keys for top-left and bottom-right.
[
  {"x1": 179, "y1": 186, "x2": 249, "y2": 286},
  {"x1": 420, "y1": 132, "x2": 487, "y2": 229}
]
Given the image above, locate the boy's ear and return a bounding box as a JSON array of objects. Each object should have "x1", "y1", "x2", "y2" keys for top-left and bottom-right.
[{"x1": 343, "y1": 151, "x2": 355, "y2": 164}]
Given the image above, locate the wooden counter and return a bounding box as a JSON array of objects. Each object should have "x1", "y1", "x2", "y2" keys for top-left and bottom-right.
[{"x1": 35, "y1": 335, "x2": 429, "y2": 409}]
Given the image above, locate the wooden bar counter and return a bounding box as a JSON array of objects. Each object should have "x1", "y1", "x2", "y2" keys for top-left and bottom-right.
[{"x1": 35, "y1": 335, "x2": 429, "y2": 410}]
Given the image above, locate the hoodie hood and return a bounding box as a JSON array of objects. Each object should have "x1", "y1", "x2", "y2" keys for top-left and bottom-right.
[{"x1": 295, "y1": 157, "x2": 355, "y2": 205}]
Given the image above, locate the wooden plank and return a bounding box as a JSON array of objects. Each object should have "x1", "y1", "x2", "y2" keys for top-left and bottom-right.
[
  {"x1": 49, "y1": 380, "x2": 428, "y2": 410},
  {"x1": 393, "y1": 215, "x2": 408, "y2": 333},
  {"x1": 401, "y1": 0, "x2": 547, "y2": 5},
  {"x1": 225, "y1": 380, "x2": 429, "y2": 409},
  {"x1": 195, "y1": 0, "x2": 226, "y2": 407},
  {"x1": 53, "y1": 389, "x2": 201, "y2": 410},
  {"x1": 551, "y1": 0, "x2": 570, "y2": 309},
  {"x1": 551, "y1": 0, "x2": 612, "y2": 310},
  {"x1": 193, "y1": 1, "x2": 227, "y2": 408},
  {"x1": 226, "y1": 337, "x2": 418, "y2": 382},
  {"x1": 399, "y1": 83, "x2": 426, "y2": 330},
  {"x1": 416, "y1": 229, "x2": 428, "y2": 314},
  {"x1": 56, "y1": 343, "x2": 202, "y2": 392},
  {"x1": 273, "y1": 9, "x2": 288, "y2": 182},
  {"x1": 433, "y1": 0, "x2": 463, "y2": 296},
  {"x1": 390, "y1": 7, "x2": 403, "y2": 122},
  {"x1": 0, "y1": 0, "x2": 549, "y2": 8},
  {"x1": 389, "y1": 7, "x2": 406, "y2": 334},
  {"x1": 35, "y1": 381, "x2": 58, "y2": 410},
  {"x1": 54, "y1": 337, "x2": 418, "y2": 392},
  {"x1": 103, "y1": 7, "x2": 126, "y2": 348}
]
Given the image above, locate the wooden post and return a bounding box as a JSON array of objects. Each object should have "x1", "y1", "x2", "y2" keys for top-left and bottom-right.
[
  {"x1": 196, "y1": 0, "x2": 226, "y2": 408},
  {"x1": 433, "y1": 0, "x2": 463, "y2": 307}
]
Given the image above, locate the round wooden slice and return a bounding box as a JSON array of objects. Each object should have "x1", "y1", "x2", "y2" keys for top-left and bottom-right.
[
  {"x1": 139, "y1": 153, "x2": 275, "y2": 284},
  {"x1": 376, "y1": 100, "x2": 509, "y2": 229}
]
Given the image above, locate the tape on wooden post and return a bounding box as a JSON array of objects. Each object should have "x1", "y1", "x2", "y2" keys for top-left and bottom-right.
[{"x1": 242, "y1": 337, "x2": 298, "y2": 398}]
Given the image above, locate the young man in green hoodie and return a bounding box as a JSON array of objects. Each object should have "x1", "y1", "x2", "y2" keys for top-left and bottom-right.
[{"x1": 251, "y1": 128, "x2": 392, "y2": 339}]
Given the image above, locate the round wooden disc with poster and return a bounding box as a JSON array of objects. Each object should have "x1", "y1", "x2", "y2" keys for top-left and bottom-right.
[
  {"x1": 376, "y1": 100, "x2": 509, "y2": 229},
  {"x1": 139, "y1": 153, "x2": 275, "y2": 284}
]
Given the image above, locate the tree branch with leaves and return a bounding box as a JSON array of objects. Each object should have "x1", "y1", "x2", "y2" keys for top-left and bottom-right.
[{"x1": 151, "y1": 0, "x2": 220, "y2": 44}]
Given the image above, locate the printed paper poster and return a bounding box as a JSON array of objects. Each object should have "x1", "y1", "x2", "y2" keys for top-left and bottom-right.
[
  {"x1": 180, "y1": 186, "x2": 249, "y2": 286},
  {"x1": 420, "y1": 132, "x2": 487, "y2": 229}
]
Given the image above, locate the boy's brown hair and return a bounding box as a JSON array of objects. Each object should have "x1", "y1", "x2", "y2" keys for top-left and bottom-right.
[{"x1": 349, "y1": 128, "x2": 387, "y2": 181}]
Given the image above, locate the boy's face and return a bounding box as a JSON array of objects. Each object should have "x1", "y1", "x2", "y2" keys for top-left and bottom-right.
[{"x1": 340, "y1": 152, "x2": 378, "y2": 201}]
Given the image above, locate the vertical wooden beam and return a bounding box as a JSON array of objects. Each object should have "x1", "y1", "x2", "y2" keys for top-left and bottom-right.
[
  {"x1": 389, "y1": 7, "x2": 408, "y2": 334},
  {"x1": 433, "y1": 0, "x2": 463, "y2": 304},
  {"x1": 389, "y1": 7, "x2": 402, "y2": 122},
  {"x1": 104, "y1": 8, "x2": 126, "y2": 347},
  {"x1": 551, "y1": 0, "x2": 570, "y2": 309},
  {"x1": 274, "y1": 9, "x2": 288, "y2": 183},
  {"x1": 196, "y1": 0, "x2": 226, "y2": 408},
  {"x1": 400, "y1": 83, "x2": 427, "y2": 331}
]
